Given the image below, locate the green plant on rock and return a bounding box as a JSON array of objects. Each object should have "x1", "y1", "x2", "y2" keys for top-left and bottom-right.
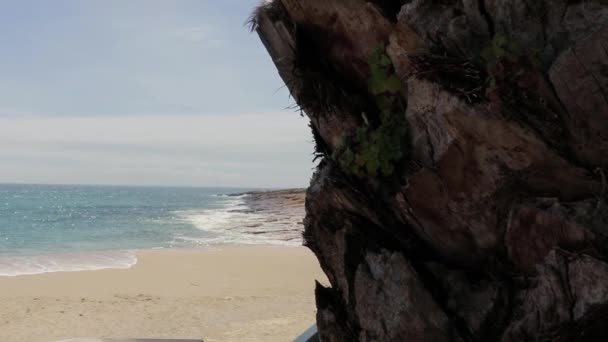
[
  {"x1": 481, "y1": 32, "x2": 541, "y2": 66},
  {"x1": 368, "y1": 45, "x2": 402, "y2": 96},
  {"x1": 481, "y1": 33, "x2": 511, "y2": 61},
  {"x1": 334, "y1": 44, "x2": 409, "y2": 178}
]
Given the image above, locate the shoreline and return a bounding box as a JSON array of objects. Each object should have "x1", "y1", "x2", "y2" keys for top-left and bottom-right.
[
  {"x1": 0, "y1": 187, "x2": 308, "y2": 278},
  {"x1": 0, "y1": 245, "x2": 325, "y2": 341},
  {"x1": 0, "y1": 243, "x2": 308, "y2": 278}
]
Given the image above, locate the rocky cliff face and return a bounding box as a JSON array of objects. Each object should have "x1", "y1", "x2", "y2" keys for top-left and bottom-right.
[{"x1": 253, "y1": 1, "x2": 608, "y2": 341}]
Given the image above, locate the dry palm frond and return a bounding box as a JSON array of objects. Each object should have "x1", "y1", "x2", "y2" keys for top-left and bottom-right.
[
  {"x1": 410, "y1": 53, "x2": 488, "y2": 104},
  {"x1": 247, "y1": 0, "x2": 283, "y2": 32},
  {"x1": 310, "y1": 122, "x2": 329, "y2": 161}
]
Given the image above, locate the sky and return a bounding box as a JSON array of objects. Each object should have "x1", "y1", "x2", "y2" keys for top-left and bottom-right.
[{"x1": 0, "y1": 0, "x2": 314, "y2": 188}]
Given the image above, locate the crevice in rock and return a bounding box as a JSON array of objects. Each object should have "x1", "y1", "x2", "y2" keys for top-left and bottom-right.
[
  {"x1": 424, "y1": 125, "x2": 437, "y2": 165},
  {"x1": 369, "y1": 0, "x2": 404, "y2": 22},
  {"x1": 600, "y1": 41, "x2": 608, "y2": 60},
  {"x1": 480, "y1": 280, "x2": 516, "y2": 341},
  {"x1": 316, "y1": 282, "x2": 360, "y2": 340},
  {"x1": 477, "y1": 0, "x2": 495, "y2": 37},
  {"x1": 571, "y1": 49, "x2": 608, "y2": 106},
  {"x1": 562, "y1": 254, "x2": 577, "y2": 322},
  {"x1": 411, "y1": 262, "x2": 474, "y2": 342},
  {"x1": 557, "y1": 304, "x2": 608, "y2": 341},
  {"x1": 559, "y1": 3, "x2": 569, "y2": 25}
]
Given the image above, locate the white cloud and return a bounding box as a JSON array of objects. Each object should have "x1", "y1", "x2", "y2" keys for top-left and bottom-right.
[
  {"x1": 0, "y1": 112, "x2": 314, "y2": 188},
  {"x1": 1, "y1": 112, "x2": 305, "y2": 145},
  {"x1": 0, "y1": 1, "x2": 309, "y2": 188},
  {"x1": 173, "y1": 26, "x2": 225, "y2": 47}
]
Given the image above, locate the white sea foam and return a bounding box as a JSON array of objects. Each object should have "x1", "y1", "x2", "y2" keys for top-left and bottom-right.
[
  {"x1": 174, "y1": 194, "x2": 303, "y2": 247},
  {"x1": 0, "y1": 250, "x2": 137, "y2": 277}
]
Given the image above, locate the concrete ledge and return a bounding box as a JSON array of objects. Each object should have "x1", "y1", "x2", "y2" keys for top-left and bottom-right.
[
  {"x1": 293, "y1": 324, "x2": 318, "y2": 342},
  {"x1": 54, "y1": 339, "x2": 203, "y2": 342}
]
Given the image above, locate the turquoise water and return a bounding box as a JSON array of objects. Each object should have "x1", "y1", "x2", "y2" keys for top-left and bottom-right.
[{"x1": 0, "y1": 184, "x2": 276, "y2": 276}]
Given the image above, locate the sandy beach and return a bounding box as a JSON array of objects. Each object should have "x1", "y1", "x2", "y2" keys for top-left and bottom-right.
[{"x1": 0, "y1": 246, "x2": 326, "y2": 342}]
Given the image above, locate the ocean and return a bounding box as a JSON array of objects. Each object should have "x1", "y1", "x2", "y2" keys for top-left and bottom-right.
[{"x1": 0, "y1": 184, "x2": 304, "y2": 276}]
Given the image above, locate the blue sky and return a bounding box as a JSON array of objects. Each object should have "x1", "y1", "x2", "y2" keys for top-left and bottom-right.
[{"x1": 0, "y1": 1, "x2": 314, "y2": 188}]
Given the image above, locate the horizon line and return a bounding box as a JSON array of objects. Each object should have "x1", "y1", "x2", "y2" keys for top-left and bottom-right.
[{"x1": 0, "y1": 181, "x2": 305, "y2": 191}]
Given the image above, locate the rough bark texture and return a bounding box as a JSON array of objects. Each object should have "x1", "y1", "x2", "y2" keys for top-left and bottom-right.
[{"x1": 253, "y1": 1, "x2": 608, "y2": 341}]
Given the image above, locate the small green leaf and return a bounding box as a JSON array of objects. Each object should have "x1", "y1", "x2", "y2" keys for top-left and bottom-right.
[
  {"x1": 481, "y1": 46, "x2": 494, "y2": 61},
  {"x1": 385, "y1": 75, "x2": 402, "y2": 94},
  {"x1": 381, "y1": 162, "x2": 394, "y2": 177},
  {"x1": 493, "y1": 33, "x2": 507, "y2": 48},
  {"x1": 379, "y1": 54, "x2": 392, "y2": 67},
  {"x1": 366, "y1": 158, "x2": 379, "y2": 176},
  {"x1": 368, "y1": 80, "x2": 380, "y2": 95}
]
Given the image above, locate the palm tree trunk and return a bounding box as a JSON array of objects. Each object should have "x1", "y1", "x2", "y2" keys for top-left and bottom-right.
[{"x1": 253, "y1": 1, "x2": 608, "y2": 340}]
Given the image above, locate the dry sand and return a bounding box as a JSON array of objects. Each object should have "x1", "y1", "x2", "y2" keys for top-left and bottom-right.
[{"x1": 0, "y1": 246, "x2": 326, "y2": 342}]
